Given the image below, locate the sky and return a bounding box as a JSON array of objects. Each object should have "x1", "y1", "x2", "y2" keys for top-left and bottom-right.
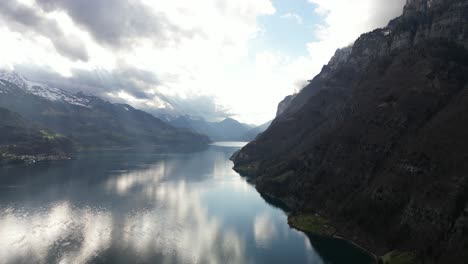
[{"x1": 0, "y1": 0, "x2": 406, "y2": 125}]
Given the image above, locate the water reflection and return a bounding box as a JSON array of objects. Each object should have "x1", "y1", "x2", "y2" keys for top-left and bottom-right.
[
  {"x1": 0, "y1": 146, "x2": 368, "y2": 264},
  {"x1": 117, "y1": 180, "x2": 246, "y2": 264},
  {"x1": 0, "y1": 202, "x2": 112, "y2": 264},
  {"x1": 105, "y1": 162, "x2": 167, "y2": 196},
  {"x1": 253, "y1": 213, "x2": 276, "y2": 249}
]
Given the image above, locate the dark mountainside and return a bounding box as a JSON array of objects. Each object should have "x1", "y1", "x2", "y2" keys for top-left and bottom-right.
[
  {"x1": 0, "y1": 107, "x2": 73, "y2": 165},
  {"x1": 276, "y1": 94, "x2": 296, "y2": 117},
  {"x1": 232, "y1": 0, "x2": 468, "y2": 262},
  {"x1": 0, "y1": 72, "x2": 209, "y2": 149},
  {"x1": 169, "y1": 116, "x2": 253, "y2": 141},
  {"x1": 241, "y1": 120, "x2": 272, "y2": 141}
]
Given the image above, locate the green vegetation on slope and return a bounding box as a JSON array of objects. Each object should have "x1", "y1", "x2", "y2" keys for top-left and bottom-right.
[
  {"x1": 40, "y1": 130, "x2": 65, "y2": 140},
  {"x1": 381, "y1": 251, "x2": 419, "y2": 264},
  {"x1": 288, "y1": 214, "x2": 336, "y2": 236},
  {"x1": 0, "y1": 107, "x2": 73, "y2": 165}
]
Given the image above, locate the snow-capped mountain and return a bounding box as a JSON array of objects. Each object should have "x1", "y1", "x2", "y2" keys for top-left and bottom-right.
[
  {"x1": 0, "y1": 70, "x2": 209, "y2": 148},
  {"x1": 0, "y1": 70, "x2": 90, "y2": 107}
]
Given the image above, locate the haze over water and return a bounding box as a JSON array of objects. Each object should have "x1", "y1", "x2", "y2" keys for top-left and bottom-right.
[{"x1": 0, "y1": 143, "x2": 371, "y2": 264}]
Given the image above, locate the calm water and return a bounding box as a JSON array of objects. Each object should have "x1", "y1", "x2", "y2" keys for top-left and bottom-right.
[{"x1": 0, "y1": 143, "x2": 372, "y2": 264}]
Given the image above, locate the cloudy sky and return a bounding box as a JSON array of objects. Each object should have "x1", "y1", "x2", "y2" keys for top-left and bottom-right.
[{"x1": 0, "y1": 0, "x2": 406, "y2": 124}]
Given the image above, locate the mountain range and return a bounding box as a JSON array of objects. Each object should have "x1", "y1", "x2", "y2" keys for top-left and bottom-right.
[
  {"x1": 241, "y1": 120, "x2": 272, "y2": 141},
  {"x1": 232, "y1": 0, "x2": 468, "y2": 262},
  {"x1": 167, "y1": 115, "x2": 267, "y2": 142},
  {"x1": 0, "y1": 71, "x2": 210, "y2": 153},
  {"x1": 0, "y1": 70, "x2": 270, "y2": 164}
]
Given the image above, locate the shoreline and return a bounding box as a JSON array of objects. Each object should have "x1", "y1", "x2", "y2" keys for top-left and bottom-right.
[
  {"x1": 0, "y1": 153, "x2": 72, "y2": 166},
  {"x1": 263, "y1": 190, "x2": 381, "y2": 263},
  {"x1": 233, "y1": 164, "x2": 390, "y2": 263},
  {"x1": 231, "y1": 164, "x2": 410, "y2": 263},
  {"x1": 255, "y1": 186, "x2": 420, "y2": 264}
]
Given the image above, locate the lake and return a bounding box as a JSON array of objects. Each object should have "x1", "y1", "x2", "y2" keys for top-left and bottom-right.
[{"x1": 0, "y1": 143, "x2": 373, "y2": 264}]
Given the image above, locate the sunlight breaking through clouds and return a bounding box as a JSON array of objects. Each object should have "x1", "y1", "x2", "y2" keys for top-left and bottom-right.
[
  {"x1": 0, "y1": 0, "x2": 409, "y2": 124},
  {"x1": 0, "y1": 0, "x2": 278, "y2": 123}
]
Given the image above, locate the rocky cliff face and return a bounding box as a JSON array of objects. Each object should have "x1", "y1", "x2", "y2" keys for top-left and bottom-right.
[
  {"x1": 232, "y1": 0, "x2": 468, "y2": 262},
  {"x1": 276, "y1": 94, "x2": 296, "y2": 117}
]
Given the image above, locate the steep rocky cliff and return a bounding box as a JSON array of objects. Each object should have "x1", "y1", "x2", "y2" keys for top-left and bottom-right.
[
  {"x1": 232, "y1": 0, "x2": 468, "y2": 262},
  {"x1": 276, "y1": 94, "x2": 297, "y2": 117}
]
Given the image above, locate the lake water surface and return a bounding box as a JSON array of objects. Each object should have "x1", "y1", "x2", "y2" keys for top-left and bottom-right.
[{"x1": 0, "y1": 143, "x2": 372, "y2": 264}]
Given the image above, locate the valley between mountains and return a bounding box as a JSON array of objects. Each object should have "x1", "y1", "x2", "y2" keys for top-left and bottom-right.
[
  {"x1": 0, "y1": 71, "x2": 269, "y2": 165},
  {"x1": 2, "y1": 0, "x2": 468, "y2": 263}
]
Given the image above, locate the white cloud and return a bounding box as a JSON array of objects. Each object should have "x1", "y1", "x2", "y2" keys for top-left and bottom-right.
[
  {"x1": 0, "y1": 0, "x2": 277, "y2": 123},
  {"x1": 0, "y1": 0, "x2": 408, "y2": 125},
  {"x1": 305, "y1": 0, "x2": 406, "y2": 77},
  {"x1": 281, "y1": 12, "x2": 303, "y2": 24},
  {"x1": 228, "y1": 0, "x2": 406, "y2": 124},
  {"x1": 231, "y1": 51, "x2": 314, "y2": 122},
  {"x1": 203, "y1": 0, "x2": 406, "y2": 123},
  {"x1": 119, "y1": 0, "x2": 277, "y2": 122}
]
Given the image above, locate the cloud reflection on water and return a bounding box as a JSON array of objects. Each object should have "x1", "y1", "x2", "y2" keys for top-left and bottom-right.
[
  {"x1": 0, "y1": 162, "x2": 249, "y2": 263},
  {"x1": 253, "y1": 213, "x2": 278, "y2": 248},
  {"x1": 0, "y1": 148, "x2": 321, "y2": 264},
  {"x1": 0, "y1": 202, "x2": 112, "y2": 264},
  {"x1": 119, "y1": 180, "x2": 247, "y2": 264}
]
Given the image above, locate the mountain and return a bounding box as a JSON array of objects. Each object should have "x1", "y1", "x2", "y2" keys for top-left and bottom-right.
[
  {"x1": 168, "y1": 116, "x2": 253, "y2": 141},
  {"x1": 276, "y1": 94, "x2": 296, "y2": 117},
  {"x1": 241, "y1": 120, "x2": 272, "y2": 141},
  {"x1": 0, "y1": 71, "x2": 209, "y2": 149},
  {"x1": 0, "y1": 107, "x2": 73, "y2": 165},
  {"x1": 232, "y1": 0, "x2": 468, "y2": 262}
]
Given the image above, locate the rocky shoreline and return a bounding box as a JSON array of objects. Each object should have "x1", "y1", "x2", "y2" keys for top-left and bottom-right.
[
  {"x1": 231, "y1": 164, "x2": 383, "y2": 262},
  {"x1": 240, "y1": 171, "x2": 417, "y2": 264},
  {"x1": 0, "y1": 153, "x2": 72, "y2": 166}
]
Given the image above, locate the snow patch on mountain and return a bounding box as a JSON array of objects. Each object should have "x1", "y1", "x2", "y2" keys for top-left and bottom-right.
[{"x1": 0, "y1": 70, "x2": 90, "y2": 107}]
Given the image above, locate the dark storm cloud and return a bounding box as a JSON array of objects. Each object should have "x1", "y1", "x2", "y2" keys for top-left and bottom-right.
[
  {"x1": 0, "y1": 0, "x2": 89, "y2": 61},
  {"x1": 34, "y1": 0, "x2": 202, "y2": 48}
]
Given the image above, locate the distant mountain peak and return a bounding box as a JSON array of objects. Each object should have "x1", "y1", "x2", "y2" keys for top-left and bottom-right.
[
  {"x1": 221, "y1": 117, "x2": 239, "y2": 123},
  {"x1": 0, "y1": 70, "x2": 29, "y2": 89},
  {"x1": 168, "y1": 116, "x2": 253, "y2": 141}
]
